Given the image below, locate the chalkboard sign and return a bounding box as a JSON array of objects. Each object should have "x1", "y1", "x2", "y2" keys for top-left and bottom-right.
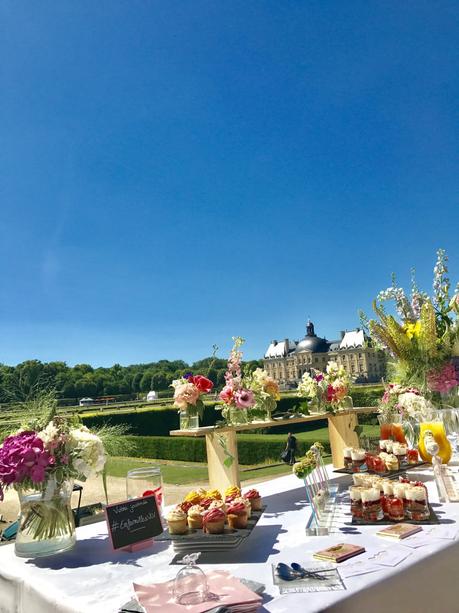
[{"x1": 105, "y1": 495, "x2": 163, "y2": 551}]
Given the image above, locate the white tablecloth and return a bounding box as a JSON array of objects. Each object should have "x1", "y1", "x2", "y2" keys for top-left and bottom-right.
[{"x1": 1, "y1": 468, "x2": 459, "y2": 613}]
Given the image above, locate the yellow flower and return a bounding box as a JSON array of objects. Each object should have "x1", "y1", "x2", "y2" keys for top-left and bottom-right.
[
  {"x1": 264, "y1": 378, "x2": 280, "y2": 400},
  {"x1": 405, "y1": 321, "x2": 421, "y2": 339}
]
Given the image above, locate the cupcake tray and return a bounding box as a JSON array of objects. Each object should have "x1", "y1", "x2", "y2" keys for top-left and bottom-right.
[
  {"x1": 334, "y1": 461, "x2": 428, "y2": 478},
  {"x1": 155, "y1": 506, "x2": 266, "y2": 552},
  {"x1": 350, "y1": 503, "x2": 439, "y2": 526}
]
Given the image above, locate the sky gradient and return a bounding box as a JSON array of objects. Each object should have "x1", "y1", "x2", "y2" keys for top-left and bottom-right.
[{"x1": 1, "y1": 1, "x2": 458, "y2": 366}]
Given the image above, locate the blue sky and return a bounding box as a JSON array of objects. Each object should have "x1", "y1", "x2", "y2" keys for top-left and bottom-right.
[{"x1": 1, "y1": 1, "x2": 458, "y2": 366}]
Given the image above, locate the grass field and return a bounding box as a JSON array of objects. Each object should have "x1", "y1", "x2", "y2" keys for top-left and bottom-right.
[{"x1": 106, "y1": 424, "x2": 380, "y2": 484}]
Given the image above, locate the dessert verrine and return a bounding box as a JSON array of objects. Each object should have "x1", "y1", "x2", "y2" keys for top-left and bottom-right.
[
  {"x1": 361, "y1": 487, "x2": 383, "y2": 521},
  {"x1": 351, "y1": 449, "x2": 366, "y2": 472},
  {"x1": 350, "y1": 486, "x2": 363, "y2": 519},
  {"x1": 405, "y1": 486, "x2": 430, "y2": 521},
  {"x1": 343, "y1": 447, "x2": 353, "y2": 469},
  {"x1": 407, "y1": 449, "x2": 419, "y2": 464},
  {"x1": 381, "y1": 481, "x2": 394, "y2": 518},
  {"x1": 393, "y1": 443, "x2": 407, "y2": 464}
]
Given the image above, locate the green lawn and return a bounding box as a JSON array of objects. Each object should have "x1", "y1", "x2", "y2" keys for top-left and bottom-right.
[{"x1": 106, "y1": 424, "x2": 379, "y2": 485}]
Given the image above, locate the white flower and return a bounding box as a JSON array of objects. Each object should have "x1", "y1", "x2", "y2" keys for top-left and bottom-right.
[
  {"x1": 397, "y1": 392, "x2": 433, "y2": 420},
  {"x1": 38, "y1": 421, "x2": 59, "y2": 444},
  {"x1": 69, "y1": 427, "x2": 106, "y2": 479},
  {"x1": 298, "y1": 373, "x2": 319, "y2": 398}
]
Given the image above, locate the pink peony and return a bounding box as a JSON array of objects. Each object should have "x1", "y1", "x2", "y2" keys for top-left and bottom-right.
[
  {"x1": 173, "y1": 382, "x2": 201, "y2": 409},
  {"x1": 427, "y1": 362, "x2": 458, "y2": 394},
  {"x1": 219, "y1": 385, "x2": 235, "y2": 405},
  {"x1": 0, "y1": 431, "x2": 52, "y2": 489},
  {"x1": 234, "y1": 389, "x2": 255, "y2": 409}
]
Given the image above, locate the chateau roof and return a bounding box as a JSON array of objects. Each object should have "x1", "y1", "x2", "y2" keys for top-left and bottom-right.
[
  {"x1": 264, "y1": 339, "x2": 297, "y2": 358},
  {"x1": 340, "y1": 329, "x2": 365, "y2": 349}
]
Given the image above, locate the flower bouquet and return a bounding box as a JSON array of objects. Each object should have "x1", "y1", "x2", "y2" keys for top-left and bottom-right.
[
  {"x1": 218, "y1": 337, "x2": 256, "y2": 425},
  {"x1": 0, "y1": 416, "x2": 106, "y2": 557},
  {"x1": 244, "y1": 367, "x2": 280, "y2": 422},
  {"x1": 171, "y1": 373, "x2": 214, "y2": 430},
  {"x1": 297, "y1": 361, "x2": 353, "y2": 414},
  {"x1": 362, "y1": 249, "x2": 459, "y2": 402}
]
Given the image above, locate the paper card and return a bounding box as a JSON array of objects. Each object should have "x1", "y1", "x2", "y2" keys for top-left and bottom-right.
[
  {"x1": 400, "y1": 535, "x2": 432, "y2": 549},
  {"x1": 339, "y1": 560, "x2": 383, "y2": 579},
  {"x1": 313, "y1": 543, "x2": 365, "y2": 563},
  {"x1": 425, "y1": 526, "x2": 458, "y2": 540},
  {"x1": 367, "y1": 548, "x2": 412, "y2": 567}
]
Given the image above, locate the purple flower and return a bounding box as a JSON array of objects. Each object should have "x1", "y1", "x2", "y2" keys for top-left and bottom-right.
[
  {"x1": 183, "y1": 372, "x2": 193, "y2": 380},
  {"x1": 234, "y1": 389, "x2": 255, "y2": 409},
  {"x1": 0, "y1": 431, "x2": 52, "y2": 488}
]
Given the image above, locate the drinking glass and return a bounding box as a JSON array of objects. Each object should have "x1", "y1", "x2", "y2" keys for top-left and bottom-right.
[
  {"x1": 126, "y1": 465, "x2": 163, "y2": 509},
  {"x1": 440, "y1": 408, "x2": 459, "y2": 459}
]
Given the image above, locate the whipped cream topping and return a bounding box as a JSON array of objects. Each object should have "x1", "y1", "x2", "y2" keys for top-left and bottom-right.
[
  {"x1": 343, "y1": 447, "x2": 353, "y2": 458},
  {"x1": 360, "y1": 487, "x2": 380, "y2": 503},
  {"x1": 167, "y1": 507, "x2": 186, "y2": 521},
  {"x1": 187, "y1": 505, "x2": 204, "y2": 517},
  {"x1": 349, "y1": 486, "x2": 362, "y2": 501},
  {"x1": 393, "y1": 483, "x2": 406, "y2": 498},
  {"x1": 405, "y1": 486, "x2": 427, "y2": 501},
  {"x1": 382, "y1": 481, "x2": 394, "y2": 495},
  {"x1": 351, "y1": 449, "x2": 366, "y2": 461},
  {"x1": 393, "y1": 443, "x2": 407, "y2": 455}
]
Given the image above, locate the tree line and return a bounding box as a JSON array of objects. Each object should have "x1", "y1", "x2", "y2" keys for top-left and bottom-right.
[{"x1": 0, "y1": 358, "x2": 263, "y2": 402}]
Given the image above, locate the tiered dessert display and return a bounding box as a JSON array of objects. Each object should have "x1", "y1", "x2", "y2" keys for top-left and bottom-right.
[{"x1": 157, "y1": 485, "x2": 265, "y2": 552}]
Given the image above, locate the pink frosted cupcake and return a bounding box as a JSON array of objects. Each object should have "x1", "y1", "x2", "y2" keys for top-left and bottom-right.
[
  {"x1": 202, "y1": 508, "x2": 226, "y2": 534},
  {"x1": 226, "y1": 502, "x2": 248, "y2": 529},
  {"x1": 243, "y1": 489, "x2": 262, "y2": 511}
]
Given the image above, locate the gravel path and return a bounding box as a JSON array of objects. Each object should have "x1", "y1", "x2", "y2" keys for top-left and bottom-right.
[{"x1": 0, "y1": 471, "x2": 279, "y2": 526}]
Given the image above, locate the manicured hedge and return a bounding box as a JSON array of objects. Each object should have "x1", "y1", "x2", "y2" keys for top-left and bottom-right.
[{"x1": 125, "y1": 434, "x2": 331, "y2": 465}]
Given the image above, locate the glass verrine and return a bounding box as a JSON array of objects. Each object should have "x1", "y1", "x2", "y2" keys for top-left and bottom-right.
[{"x1": 126, "y1": 465, "x2": 163, "y2": 509}]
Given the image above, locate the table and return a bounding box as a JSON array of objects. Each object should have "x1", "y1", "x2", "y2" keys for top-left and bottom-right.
[
  {"x1": 1, "y1": 467, "x2": 459, "y2": 613},
  {"x1": 170, "y1": 407, "x2": 375, "y2": 492}
]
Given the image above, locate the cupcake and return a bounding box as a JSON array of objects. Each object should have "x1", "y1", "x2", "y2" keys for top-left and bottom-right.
[
  {"x1": 209, "y1": 499, "x2": 226, "y2": 513},
  {"x1": 183, "y1": 490, "x2": 203, "y2": 506},
  {"x1": 199, "y1": 497, "x2": 214, "y2": 510},
  {"x1": 243, "y1": 488, "x2": 262, "y2": 511},
  {"x1": 234, "y1": 496, "x2": 252, "y2": 519},
  {"x1": 167, "y1": 507, "x2": 188, "y2": 535},
  {"x1": 206, "y1": 489, "x2": 222, "y2": 500},
  {"x1": 187, "y1": 505, "x2": 204, "y2": 529},
  {"x1": 224, "y1": 485, "x2": 241, "y2": 500},
  {"x1": 226, "y1": 502, "x2": 248, "y2": 529},
  {"x1": 202, "y1": 508, "x2": 226, "y2": 534}
]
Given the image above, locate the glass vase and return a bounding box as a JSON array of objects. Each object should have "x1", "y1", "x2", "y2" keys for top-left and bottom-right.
[
  {"x1": 228, "y1": 406, "x2": 249, "y2": 425},
  {"x1": 179, "y1": 406, "x2": 199, "y2": 430},
  {"x1": 15, "y1": 478, "x2": 76, "y2": 558}
]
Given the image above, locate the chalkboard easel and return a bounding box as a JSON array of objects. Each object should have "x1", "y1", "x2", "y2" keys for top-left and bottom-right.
[{"x1": 105, "y1": 495, "x2": 163, "y2": 552}]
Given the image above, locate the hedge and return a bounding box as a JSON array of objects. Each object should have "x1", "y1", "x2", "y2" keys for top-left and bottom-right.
[
  {"x1": 125, "y1": 434, "x2": 331, "y2": 465},
  {"x1": 81, "y1": 390, "x2": 379, "y2": 436}
]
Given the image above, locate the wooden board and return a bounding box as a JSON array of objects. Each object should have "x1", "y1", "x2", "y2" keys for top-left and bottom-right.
[
  {"x1": 328, "y1": 412, "x2": 360, "y2": 468},
  {"x1": 205, "y1": 429, "x2": 240, "y2": 491}
]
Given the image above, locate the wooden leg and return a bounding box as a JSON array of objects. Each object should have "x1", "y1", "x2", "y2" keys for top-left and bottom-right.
[
  {"x1": 328, "y1": 412, "x2": 360, "y2": 468},
  {"x1": 205, "y1": 430, "x2": 240, "y2": 492}
]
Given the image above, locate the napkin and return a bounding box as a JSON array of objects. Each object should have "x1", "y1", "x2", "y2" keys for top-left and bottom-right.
[{"x1": 133, "y1": 570, "x2": 262, "y2": 613}]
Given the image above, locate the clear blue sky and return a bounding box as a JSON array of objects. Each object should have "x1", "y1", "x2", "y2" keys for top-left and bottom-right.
[{"x1": 1, "y1": 1, "x2": 458, "y2": 366}]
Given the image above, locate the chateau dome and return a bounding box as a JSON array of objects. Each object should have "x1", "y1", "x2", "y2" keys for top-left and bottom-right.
[{"x1": 295, "y1": 320, "x2": 329, "y2": 354}]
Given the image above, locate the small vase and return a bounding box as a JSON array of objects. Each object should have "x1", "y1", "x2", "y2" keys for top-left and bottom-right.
[
  {"x1": 15, "y1": 478, "x2": 76, "y2": 558},
  {"x1": 179, "y1": 407, "x2": 199, "y2": 430},
  {"x1": 228, "y1": 406, "x2": 249, "y2": 426}
]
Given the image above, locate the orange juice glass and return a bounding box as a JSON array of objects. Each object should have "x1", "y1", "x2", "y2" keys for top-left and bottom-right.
[{"x1": 418, "y1": 421, "x2": 452, "y2": 464}]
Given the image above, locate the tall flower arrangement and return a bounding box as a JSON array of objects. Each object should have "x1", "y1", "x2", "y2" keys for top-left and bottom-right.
[
  {"x1": 297, "y1": 361, "x2": 352, "y2": 413},
  {"x1": 244, "y1": 367, "x2": 280, "y2": 421},
  {"x1": 219, "y1": 337, "x2": 255, "y2": 423},
  {"x1": 362, "y1": 249, "x2": 459, "y2": 399}
]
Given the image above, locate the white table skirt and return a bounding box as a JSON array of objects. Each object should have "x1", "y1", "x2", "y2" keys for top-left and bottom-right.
[{"x1": 1, "y1": 468, "x2": 459, "y2": 613}]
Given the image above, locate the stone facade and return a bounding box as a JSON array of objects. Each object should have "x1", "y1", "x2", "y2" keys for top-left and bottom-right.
[{"x1": 263, "y1": 321, "x2": 386, "y2": 387}]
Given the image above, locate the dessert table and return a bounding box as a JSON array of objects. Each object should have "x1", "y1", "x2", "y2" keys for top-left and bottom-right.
[{"x1": 1, "y1": 467, "x2": 459, "y2": 613}]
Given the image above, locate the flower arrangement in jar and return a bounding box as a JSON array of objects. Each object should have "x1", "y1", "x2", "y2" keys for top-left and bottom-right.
[
  {"x1": 172, "y1": 373, "x2": 214, "y2": 430},
  {"x1": 218, "y1": 337, "x2": 255, "y2": 425}
]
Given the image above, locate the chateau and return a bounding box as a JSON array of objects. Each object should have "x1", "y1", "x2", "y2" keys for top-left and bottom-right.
[{"x1": 263, "y1": 321, "x2": 386, "y2": 387}]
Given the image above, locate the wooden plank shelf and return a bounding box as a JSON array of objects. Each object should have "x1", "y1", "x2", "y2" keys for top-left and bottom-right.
[{"x1": 169, "y1": 407, "x2": 377, "y2": 492}]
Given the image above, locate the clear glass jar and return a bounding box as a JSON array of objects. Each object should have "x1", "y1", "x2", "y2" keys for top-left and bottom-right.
[
  {"x1": 173, "y1": 553, "x2": 208, "y2": 605},
  {"x1": 228, "y1": 406, "x2": 249, "y2": 425},
  {"x1": 126, "y1": 465, "x2": 163, "y2": 509},
  {"x1": 15, "y1": 478, "x2": 76, "y2": 558},
  {"x1": 179, "y1": 406, "x2": 199, "y2": 430}
]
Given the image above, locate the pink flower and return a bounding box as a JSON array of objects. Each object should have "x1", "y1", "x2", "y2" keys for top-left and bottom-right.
[
  {"x1": 234, "y1": 389, "x2": 255, "y2": 409},
  {"x1": 173, "y1": 382, "x2": 201, "y2": 409},
  {"x1": 427, "y1": 362, "x2": 458, "y2": 394},
  {"x1": 219, "y1": 385, "x2": 235, "y2": 405},
  {"x1": 327, "y1": 382, "x2": 348, "y2": 403}
]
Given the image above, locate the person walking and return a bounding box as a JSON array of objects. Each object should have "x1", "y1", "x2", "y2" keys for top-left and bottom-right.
[{"x1": 283, "y1": 432, "x2": 297, "y2": 466}]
